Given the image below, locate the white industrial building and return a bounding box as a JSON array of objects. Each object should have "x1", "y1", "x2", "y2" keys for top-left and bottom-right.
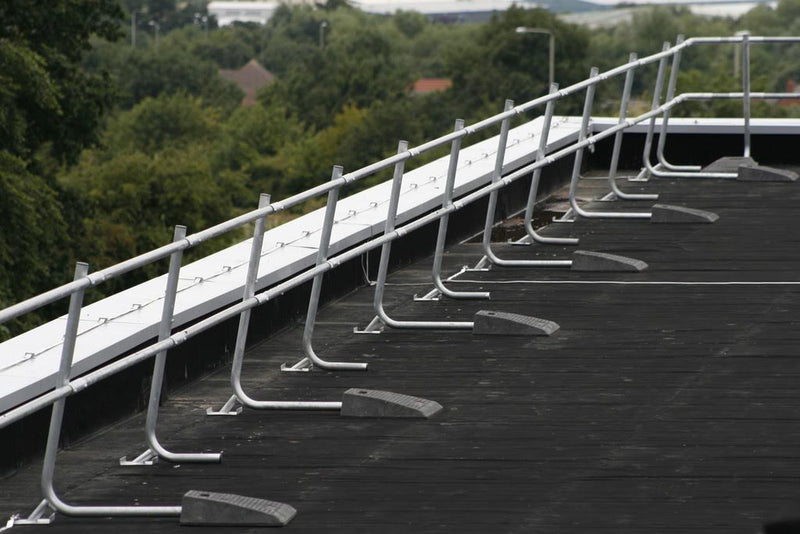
[
  {"x1": 207, "y1": 1, "x2": 281, "y2": 26},
  {"x1": 208, "y1": 0, "x2": 530, "y2": 25}
]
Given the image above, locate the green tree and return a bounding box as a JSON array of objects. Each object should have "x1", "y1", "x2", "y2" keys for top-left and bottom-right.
[
  {"x1": 105, "y1": 92, "x2": 223, "y2": 155},
  {"x1": 445, "y1": 7, "x2": 590, "y2": 113},
  {"x1": 102, "y1": 44, "x2": 243, "y2": 111},
  {"x1": 60, "y1": 146, "x2": 249, "y2": 279},
  {"x1": 213, "y1": 101, "x2": 306, "y2": 196},
  {"x1": 0, "y1": 152, "x2": 70, "y2": 339},
  {"x1": 0, "y1": 0, "x2": 123, "y2": 162}
]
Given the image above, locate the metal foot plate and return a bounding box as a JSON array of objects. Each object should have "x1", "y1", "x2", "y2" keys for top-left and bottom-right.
[
  {"x1": 571, "y1": 250, "x2": 648, "y2": 272},
  {"x1": 472, "y1": 310, "x2": 559, "y2": 336},
  {"x1": 650, "y1": 204, "x2": 719, "y2": 224},
  {"x1": 738, "y1": 165, "x2": 799, "y2": 182},
  {"x1": 341, "y1": 389, "x2": 442, "y2": 419},
  {"x1": 181, "y1": 490, "x2": 296, "y2": 526}
]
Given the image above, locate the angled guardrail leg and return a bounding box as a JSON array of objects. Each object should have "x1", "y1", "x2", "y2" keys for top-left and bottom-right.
[
  {"x1": 518, "y1": 84, "x2": 580, "y2": 246},
  {"x1": 655, "y1": 35, "x2": 700, "y2": 173},
  {"x1": 208, "y1": 194, "x2": 341, "y2": 415},
  {"x1": 610, "y1": 54, "x2": 660, "y2": 201},
  {"x1": 356, "y1": 140, "x2": 474, "y2": 333},
  {"x1": 571, "y1": 66, "x2": 651, "y2": 220},
  {"x1": 567, "y1": 67, "x2": 663, "y2": 223},
  {"x1": 121, "y1": 226, "x2": 223, "y2": 465},
  {"x1": 480, "y1": 99, "x2": 574, "y2": 267},
  {"x1": 14, "y1": 263, "x2": 182, "y2": 525},
  {"x1": 282, "y1": 166, "x2": 368, "y2": 373}
]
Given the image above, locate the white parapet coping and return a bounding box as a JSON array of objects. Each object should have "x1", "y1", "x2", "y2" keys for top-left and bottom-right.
[
  {"x1": 0, "y1": 116, "x2": 584, "y2": 414},
  {"x1": 591, "y1": 116, "x2": 800, "y2": 135},
  {"x1": 2, "y1": 116, "x2": 797, "y2": 414}
]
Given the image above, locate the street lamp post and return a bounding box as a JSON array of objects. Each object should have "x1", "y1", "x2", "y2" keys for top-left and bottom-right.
[
  {"x1": 319, "y1": 21, "x2": 328, "y2": 50},
  {"x1": 149, "y1": 20, "x2": 160, "y2": 49},
  {"x1": 515, "y1": 26, "x2": 555, "y2": 89},
  {"x1": 194, "y1": 13, "x2": 209, "y2": 38}
]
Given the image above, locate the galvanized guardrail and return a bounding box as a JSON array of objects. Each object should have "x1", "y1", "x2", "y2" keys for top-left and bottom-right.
[{"x1": 1, "y1": 34, "x2": 798, "y2": 526}]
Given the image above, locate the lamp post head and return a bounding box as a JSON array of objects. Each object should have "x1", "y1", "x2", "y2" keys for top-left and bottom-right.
[{"x1": 515, "y1": 26, "x2": 551, "y2": 36}]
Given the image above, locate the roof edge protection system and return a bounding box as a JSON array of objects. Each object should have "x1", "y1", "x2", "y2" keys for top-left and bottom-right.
[{"x1": 3, "y1": 34, "x2": 800, "y2": 527}]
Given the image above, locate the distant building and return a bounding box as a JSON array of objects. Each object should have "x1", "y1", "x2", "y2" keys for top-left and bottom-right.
[
  {"x1": 409, "y1": 78, "x2": 453, "y2": 95},
  {"x1": 208, "y1": 1, "x2": 279, "y2": 26},
  {"x1": 352, "y1": 0, "x2": 530, "y2": 22},
  {"x1": 208, "y1": 0, "x2": 530, "y2": 25},
  {"x1": 219, "y1": 59, "x2": 276, "y2": 107}
]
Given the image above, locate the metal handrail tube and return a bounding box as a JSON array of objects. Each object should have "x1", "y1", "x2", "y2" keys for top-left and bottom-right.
[
  {"x1": 6, "y1": 33, "x2": 800, "y2": 328},
  {"x1": 0, "y1": 36, "x2": 732, "y2": 327}
]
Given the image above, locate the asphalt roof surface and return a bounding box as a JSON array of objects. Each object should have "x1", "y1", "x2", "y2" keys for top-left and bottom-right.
[{"x1": 3, "y1": 173, "x2": 800, "y2": 533}]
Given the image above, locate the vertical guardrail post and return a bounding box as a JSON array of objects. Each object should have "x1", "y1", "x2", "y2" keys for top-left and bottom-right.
[
  {"x1": 567, "y1": 68, "x2": 599, "y2": 216},
  {"x1": 481, "y1": 99, "x2": 572, "y2": 266},
  {"x1": 609, "y1": 53, "x2": 659, "y2": 200},
  {"x1": 481, "y1": 101, "x2": 514, "y2": 258},
  {"x1": 431, "y1": 120, "x2": 491, "y2": 298},
  {"x1": 16, "y1": 262, "x2": 182, "y2": 522},
  {"x1": 356, "y1": 141, "x2": 408, "y2": 330},
  {"x1": 742, "y1": 32, "x2": 752, "y2": 158},
  {"x1": 39, "y1": 263, "x2": 91, "y2": 518},
  {"x1": 121, "y1": 226, "x2": 222, "y2": 465},
  {"x1": 521, "y1": 84, "x2": 579, "y2": 246},
  {"x1": 641, "y1": 42, "x2": 672, "y2": 176},
  {"x1": 655, "y1": 35, "x2": 699, "y2": 172},
  {"x1": 16, "y1": 262, "x2": 88, "y2": 524},
  {"x1": 209, "y1": 193, "x2": 341, "y2": 415},
  {"x1": 283, "y1": 167, "x2": 368, "y2": 372}
]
